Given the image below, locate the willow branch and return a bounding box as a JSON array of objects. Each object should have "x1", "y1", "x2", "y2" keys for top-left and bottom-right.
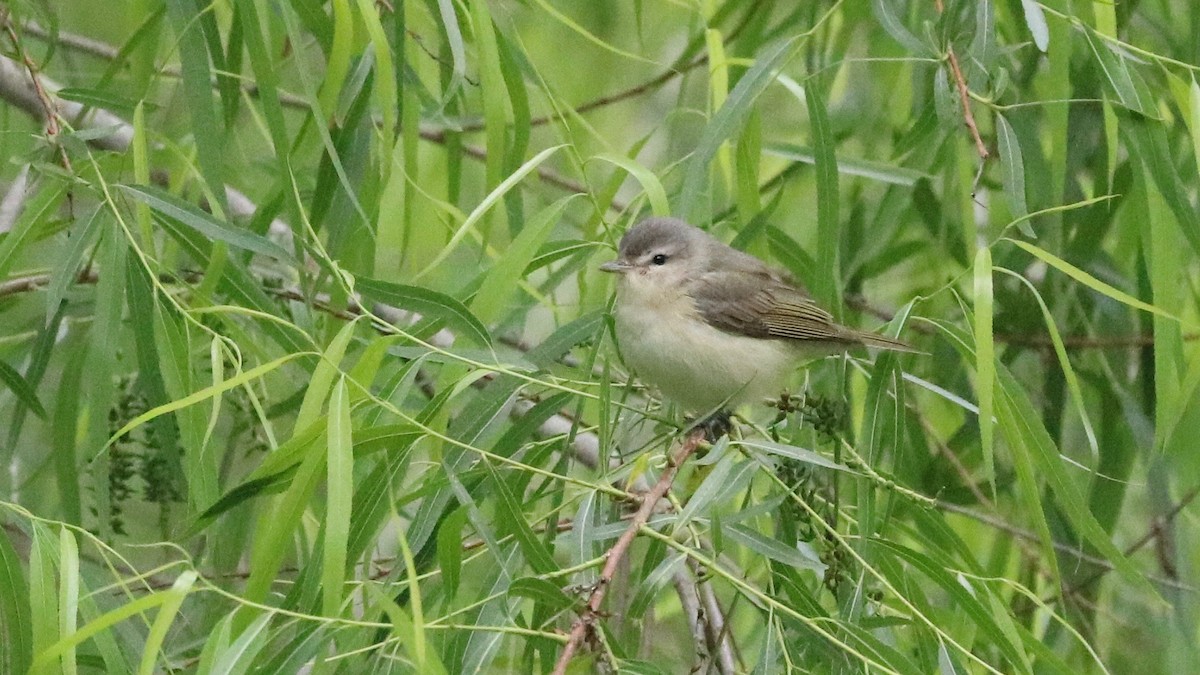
[{"x1": 552, "y1": 430, "x2": 706, "y2": 675}]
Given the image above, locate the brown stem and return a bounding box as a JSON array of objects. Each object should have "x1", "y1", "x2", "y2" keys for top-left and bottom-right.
[
  {"x1": 1, "y1": 13, "x2": 74, "y2": 177},
  {"x1": 552, "y1": 430, "x2": 706, "y2": 675},
  {"x1": 946, "y1": 48, "x2": 989, "y2": 160}
]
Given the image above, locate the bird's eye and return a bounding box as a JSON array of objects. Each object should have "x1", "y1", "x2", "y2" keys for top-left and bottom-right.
[{"x1": 651, "y1": 253, "x2": 668, "y2": 265}]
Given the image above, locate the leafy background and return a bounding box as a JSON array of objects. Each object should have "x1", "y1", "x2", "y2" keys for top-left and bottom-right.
[{"x1": 0, "y1": 0, "x2": 1197, "y2": 672}]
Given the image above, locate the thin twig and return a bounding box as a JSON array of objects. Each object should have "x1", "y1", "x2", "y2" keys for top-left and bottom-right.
[
  {"x1": 1, "y1": 14, "x2": 74, "y2": 177},
  {"x1": 552, "y1": 430, "x2": 706, "y2": 675},
  {"x1": 936, "y1": 500, "x2": 1195, "y2": 592},
  {"x1": 930, "y1": 0, "x2": 988, "y2": 161},
  {"x1": 1054, "y1": 482, "x2": 1200, "y2": 597},
  {"x1": 946, "y1": 48, "x2": 989, "y2": 160}
]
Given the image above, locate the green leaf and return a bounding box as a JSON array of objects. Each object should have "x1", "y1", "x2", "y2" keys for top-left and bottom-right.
[
  {"x1": 0, "y1": 527, "x2": 32, "y2": 675},
  {"x1": 973, "y1": 247, "x2": 995, "y2": 488},
  {"x1": 416, "y1": 144, "x2": 566, "y2": 276},
  {"x1": 737, "y1": 440, "x2": 858, "y2": 474},
  {"x1": 1019, "y1": 0, "x2": 1049, "y2": 52},
  {"x1": 995, "y1": 364, "x2": 1161, "y2": 601},
  {"x1": 766, "y1": 143, "x2": 930, "y2": 186},
  {"x1": 483, "y1": 460, "x2": 558, "y2": 576},
  {"x1": 322, "y1": 377, "x2": 354, "y2": 617},
  {"x1": 137, "y1": 572, "x2": 196, "y2": 675},
  {"x1": 436, "y1": 506, "x2": 468, "y2": 600},
  {"x1": 994, "y1": 115, "x2": 1029, "y2": 224},
  {"x1": 507, "y1": 577, "x2": 575, "y2": 614},
  {"x1": 591, "y1": 153, "x2": 670, "y2": 216},
  {"x1": 1007, "y1": 238, "x2": 1187, "y2": 324},
  {"x1": 471, "y1": 195, "x2": 578, "y2": 324},
  {"x1": 357, "y1": 276, "x2": 493, "y2": 347},
  {"x1": 0, "y1": 181, "x2": 67, "y2": 282},
  {"x1": 806, "y1": 82, "x2": 841, "y2": 309},
  {"x1": 118, "y1": 184, "x2": 295, "y2": 263},
  {"x1": 724, "y1": 523, "x2": 826, "y2": 572},
  {"x1": 0, "y1": 360, "x2": 46, "y2": 419},
  {"x1": 1082, "y1": 29, "x2": 1157, "y2": 118},
  {"x1": 680, "y1": 36, "x2": 800, "y2": 219},
  {"x1": 56, "y1": 88, "x2": 157, "y2": 115}
]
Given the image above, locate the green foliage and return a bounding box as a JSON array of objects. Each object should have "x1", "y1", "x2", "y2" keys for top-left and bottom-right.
[{"x1": 1, "y1": 0, "x2": 1198, "y2": 672}]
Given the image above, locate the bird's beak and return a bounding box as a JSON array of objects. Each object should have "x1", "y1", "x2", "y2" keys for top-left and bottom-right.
[{"x1": 599, "y1": 260, "x2": 632, "y2": 273}]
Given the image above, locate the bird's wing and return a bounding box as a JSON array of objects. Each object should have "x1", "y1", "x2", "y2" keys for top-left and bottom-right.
[{"x1": 690, "y1": 269, "x2": 851, "y2": 343}]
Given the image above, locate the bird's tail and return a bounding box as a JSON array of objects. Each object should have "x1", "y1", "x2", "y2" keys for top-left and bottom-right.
[{"x1": 855, "y1": 331, "x2": 922, "y2": 354}]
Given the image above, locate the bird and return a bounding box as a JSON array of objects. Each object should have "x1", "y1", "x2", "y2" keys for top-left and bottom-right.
[{"x1": 600, "y1": 217, "x2": 913, "y2": 419}]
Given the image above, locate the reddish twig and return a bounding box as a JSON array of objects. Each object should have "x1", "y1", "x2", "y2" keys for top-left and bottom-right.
[
  {"x1": 946, "y1": 48, "x2": 989, "y2": 160},
  {"x1": 930, "y1": 0, "x2": 988, "y2": 161},
  {"x1": 552, "y1": 429, "x2": 706, "y2": 675},
  {"x1": 1, "y1": 13, "x2": 74, "y2": 176}
]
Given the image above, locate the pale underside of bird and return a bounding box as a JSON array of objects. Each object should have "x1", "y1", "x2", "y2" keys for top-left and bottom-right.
[{"x1": 602, "y1": 217, "x2": 912, "y2": 414}]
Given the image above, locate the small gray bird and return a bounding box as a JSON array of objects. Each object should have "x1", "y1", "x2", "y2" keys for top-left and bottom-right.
[{"x1": 600, "y1": 217, "x2": 913, "y2": 414}]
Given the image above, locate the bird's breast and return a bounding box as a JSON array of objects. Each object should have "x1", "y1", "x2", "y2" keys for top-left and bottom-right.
[{"x1": 612, "y1": 289, "x2": 796, "y2": 412}]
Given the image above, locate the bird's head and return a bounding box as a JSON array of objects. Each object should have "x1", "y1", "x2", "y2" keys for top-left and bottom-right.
[{"x1": 600, "y1": 217, "x2": 708, "y2": 296}]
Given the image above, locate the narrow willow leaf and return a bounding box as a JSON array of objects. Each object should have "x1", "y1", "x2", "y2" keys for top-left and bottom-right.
[
  {"x1": 436, "y1": 506, "x2": 468, "y2": 600},
  {"x1": 508, "y1": 577, "x2": 575, "y2": 614},
  {"x1": 208, "y1": 612, "x2": 272, "y2": 674},
  {"x1": 316, "y1": 0, "x2": 353, "y2": 113},
  {"x1": 0, "y1": 528, "x2": 32, "y2": 674},
  {"x1": 524, "y1": 311, "x2": 605, "y2": 370},
  {"x1": 874, "y1": 540, "x2": 1031, "y2": 671},
  {"x1": 1191, "y1": 79, "x2": 1200, "y2": 176},
  {"x1": 994, "y1": 114, "x2": 1028, "y2": 221},
  {"x1": 1008, "y1": 239, "x2": 1186, "y2": 323},
  {"x1": 591, "y1": 154, "x2": 670, "y2": 216},
  {"x1": 0, "y1": 181, "x2": 67, "y2": 282},
  {"x1": 737, "y1": 440, "x2": 858, "y2": 474},
  {"x1": 674, "y1": 450, "x2": 740, "y2": 530},
  {"x1": 807, "y1": 83, "x2": 840, "y2": 309},
  {"x1": 364, "y1": 583, "x2": 449, "y2": 674},
  {"x1": 997, "y1": 268, "x2": 1099, "y2": 458},
  {"x1": 1124, "y1": 117, "x2": 1200, "y2": 256},
  {"x1": 57, "y1": 528, "x2": 78, "y2": 675},
  {"x1": 526, "y1": 240, "x2": 603, "y2": 274},
  {"x1": 416, "y1": 144, "x2": 566, "y2": 276},
  {"x1": 296, "y1": 318, "x2": 361, "y2": 425},
  {"x1": 242, "y1": 432, "x2": 328, "y2": 605},
  {"x1": 996, "y1": 366, "x2": 1161, "y2": 601},
  {"x1": 1082, "y1": 29, "x2": 1157, "y2": 117},
  {"x1": 470, "y1": 0, "x2": 509, "y2": 191},
  {"x1": 354, "y1": 0, "x2": 397, "y2": 146},
  {"x1": 471, "y1": 195, "x2": 578, "y2": 324},
  {"x1": 118, "y1": 184, "x2": 295, "y2": 263},
  {"x1": 165, "y1": 0, "x2": 228, "y2": 217},
  {"x1": 0, "y1": 361, "x2": 46, "y2": 419},
  {"x1": 55, "y1": 88, "x2": 154, "y2": 115},
  {"x1": 30, "y1": 590, "x2": 176, "y2": 671},
  {"x1": 724, "y1": 524, "x2": 825, "y2": 572},
  {"x1": 680, "y1": 36, "x2": 800, "y2": 219},
  {"x1": 973, "y1": 247, "x2": 995, "y2": 488},
  {"x1": 766, "y1": 143, "x2": 930, "y2": 186},
  {"x1": 629, "y1": 552, "x2": 687, "y2": 617},
  {"x1": 105, "y1": 353, "x2": 307, "y2": 459},
  {"x1": 870, "y1": 0, "x2": 929, "y2": 54},
  {"x1": 45, "y1": 206, "x2": 104, "y2": 326},
  {"x1": 322, "y1": 377, "x2": 354, "y2": 617},
  {"x1": 483, "y1": 461, "x2": 558, "y2": 576},
  {"x1": 137, "y1": 571, "x2": 196, "y2": 675},
  {"x1": 434, "y1": 0, "x2": 468, "y2": 101},
  {"x1": 1019, "y1": 0, "x2": 1049, "y2": 51},
  {"x1": 193, "y1": 614, "x2": 233, "y2": 675},
  {"x1": 358, "y1": 277, "x2": 494, "y2": 347}
]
